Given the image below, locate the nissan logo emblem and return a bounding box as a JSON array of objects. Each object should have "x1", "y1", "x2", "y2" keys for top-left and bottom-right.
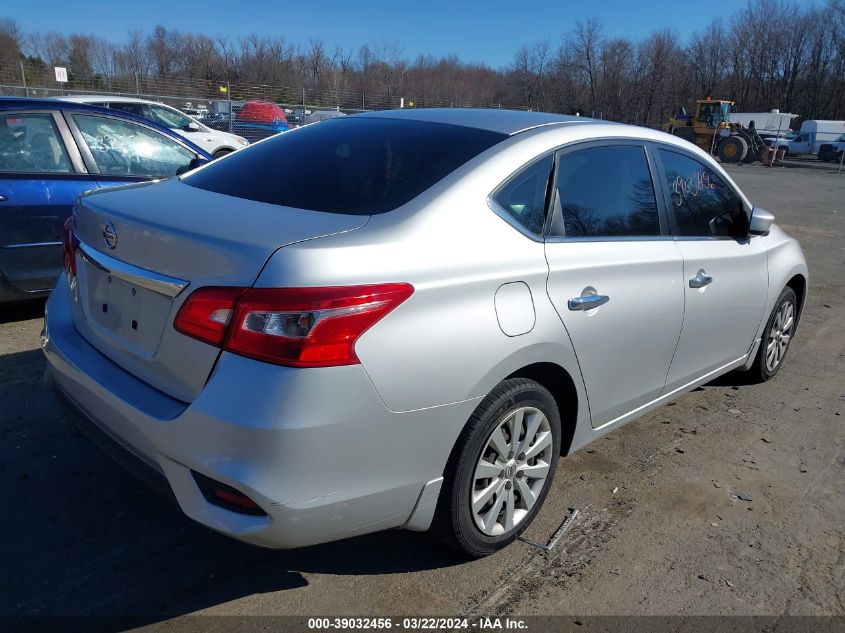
[{"x1": 103, "y1": 222, "x2": 118, "y2": 249}]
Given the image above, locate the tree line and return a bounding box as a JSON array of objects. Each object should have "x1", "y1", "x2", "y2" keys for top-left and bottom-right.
[{"x1": 2, "y1": 0, "x2": 844, "y2": 125}]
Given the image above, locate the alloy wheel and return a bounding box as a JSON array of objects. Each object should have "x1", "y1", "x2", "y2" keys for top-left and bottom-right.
[
  {"x1": 470, "y1": 406, "x2": 552, "y2": 536},
  {"x1": 765, "y1": 299, "x2": 795, "y2": 372}
]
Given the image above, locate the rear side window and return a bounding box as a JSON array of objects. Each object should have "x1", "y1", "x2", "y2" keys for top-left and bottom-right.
[
  {"x1": 554, "y1": 145, "x2": 660, "y2": 238},
  {"x1": 108, "y1": 102, "x2": 145, "y2": 117},
  {"x1": 492, "y1": 155, "x2": 553, "y2": 235},
  {"x1": 185, "y1": 118, "x2": 506, "y2": 214},
  {"x1": 0, "y1": 112, "x2": 73, "y2": 173},
  {"x1": 658, "y1": 149, "x2": 747, "y2": 238}
]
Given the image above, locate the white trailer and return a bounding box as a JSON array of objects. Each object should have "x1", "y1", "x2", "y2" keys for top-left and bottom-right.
[{"x1": 729, "y1": 109, "x2": 798, "y2": 133}]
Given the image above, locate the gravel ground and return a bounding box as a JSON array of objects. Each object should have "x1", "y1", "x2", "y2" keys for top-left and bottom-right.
[{"x1": 0, "y1": 164, "x2": 842, "y2": 625}]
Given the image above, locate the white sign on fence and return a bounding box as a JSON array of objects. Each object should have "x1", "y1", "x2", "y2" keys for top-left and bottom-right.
[{"x1": 54, "y1": 67, "x2": 68, "y2": 83}]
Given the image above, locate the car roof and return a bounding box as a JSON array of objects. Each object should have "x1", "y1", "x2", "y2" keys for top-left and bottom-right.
[
  {"x1": 355, "y1": 108, "x2": 594, "y2": 135},
  {"x1": 57, "y1": 95, "x2": 167, "y2": 106},
  {"x1": 0, "y1": 97, "x2": 211, "y2": 159}
]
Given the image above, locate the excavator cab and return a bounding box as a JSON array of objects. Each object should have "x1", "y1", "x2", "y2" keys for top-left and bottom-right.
[{"x1": 695, "y1": 100, "x2": 731, "y2": 129}]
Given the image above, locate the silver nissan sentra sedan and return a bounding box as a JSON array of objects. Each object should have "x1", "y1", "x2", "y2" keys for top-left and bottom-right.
[{"x1": 42, "y1": 109, "x2": 807, "y2": 556}]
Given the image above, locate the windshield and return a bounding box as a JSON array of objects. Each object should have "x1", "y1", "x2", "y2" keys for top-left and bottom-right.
[
  {"x1": 697, "y1": 102, "x2": 730, "y2": 127},
  {"x1": 148, "y1": 105, "x2": 195, "y2": 130},
  {"x1": 185, "y1": 117, "x2": 506, "y2": 214}
]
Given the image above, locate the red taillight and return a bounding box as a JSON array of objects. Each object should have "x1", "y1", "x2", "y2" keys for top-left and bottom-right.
[
  {"x1": 174, "y1": 283, "x2": 414, "y2": 368},
  {"x1": 173, "y1": 287, "x2": 244, "y2": 346},
  {"x1": 62, "y1": 216, "x2": 77, "y2": 279}
]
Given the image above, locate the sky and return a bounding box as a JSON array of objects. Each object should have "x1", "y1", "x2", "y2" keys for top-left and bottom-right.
[{"x1": 7, "y1": 0, "x2": 766, "y2": 68}]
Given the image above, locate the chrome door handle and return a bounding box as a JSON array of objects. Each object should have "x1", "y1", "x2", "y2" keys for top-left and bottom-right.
[
  {"x1": 568, "y1": 294, "x2": 610, "y2": 311},
  {"x1": 0, "y1": 195, "x2": 7, "y2": 202},
  {"x1": 689, "y1": 271, "x2": 713, "y2": 288}
]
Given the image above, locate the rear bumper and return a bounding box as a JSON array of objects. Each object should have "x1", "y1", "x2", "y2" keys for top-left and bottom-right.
[
  {"x1": 42, "y1": 277, "x2": 474, "y2": 548},
  {"x1": 49, "y1": 377, "x2": 176, "y2": 502}
]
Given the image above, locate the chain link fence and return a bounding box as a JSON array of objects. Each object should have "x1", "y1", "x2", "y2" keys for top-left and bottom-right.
[{"x1": 1, "y1": 64, "x2": 527, "y2": 140}]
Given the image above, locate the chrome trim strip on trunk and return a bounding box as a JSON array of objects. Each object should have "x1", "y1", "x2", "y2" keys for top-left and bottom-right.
[{"x1": 77, "y1": 241, "x2": 189, "y2": 298}]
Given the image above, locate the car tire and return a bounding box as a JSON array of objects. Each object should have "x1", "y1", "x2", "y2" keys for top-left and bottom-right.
[
  {"x1": 749, "y1": 287, "x2": 798, "y2": 382},
  {"x1": 433, "y1": 378, "x2": 561, "y2": 557},
  {"x1": 213, "y1": 148, "x2": 233, "y2": 158}
]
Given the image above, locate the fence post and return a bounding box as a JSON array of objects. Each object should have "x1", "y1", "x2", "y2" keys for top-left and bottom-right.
[
  {"x1": 20, "y1": 61, "x2": 28, "y2": 97},
  {"x1": 227, "y1": 80, "x2": 232, "y2": 134},
  {"x1": 362, "y1": 92, "x2": 365, "y2": 111},
  {"x1": 134, "y1": 72, "x2": 140, "y2": 97}
]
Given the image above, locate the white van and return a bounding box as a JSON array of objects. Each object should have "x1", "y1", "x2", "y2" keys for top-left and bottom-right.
[{"x1": 788, "y1": 120, "x2": 845, "y2": 155}]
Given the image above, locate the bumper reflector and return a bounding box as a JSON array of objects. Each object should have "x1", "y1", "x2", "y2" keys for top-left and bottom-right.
[{"x1": 192, "y1": 471, "x2": 267, "y2": 517}]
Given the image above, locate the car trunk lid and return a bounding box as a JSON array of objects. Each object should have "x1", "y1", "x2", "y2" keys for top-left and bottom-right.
[{"x1": 70, "y1": 179, "x2": 369, "y2": 402}]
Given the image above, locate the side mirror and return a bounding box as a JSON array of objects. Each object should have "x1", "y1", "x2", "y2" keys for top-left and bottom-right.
[
  {"x1": 186, "y1": 121, "x2": 200, "y2": 132},
  {"x1": 175, "y1": 157, "x2": 208, "y2": 176},
  {"x1": 749, "y1": 206, "x2": 775, "y2": 236}
]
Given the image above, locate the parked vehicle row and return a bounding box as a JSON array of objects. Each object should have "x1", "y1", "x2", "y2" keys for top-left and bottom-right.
[
  {"x1": 198, "y1": 102, "x2": 348, "y2": 140},
  {"x1": 0, "y1": 97, "x2": 211, "y2": 303},
  {"x1": 41, "y1": 109, "x2": 807, "y2": 557}
]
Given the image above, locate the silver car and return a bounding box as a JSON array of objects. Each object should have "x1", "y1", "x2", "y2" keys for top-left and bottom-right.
[{"x1": 42, "y1": 109, "x2": 807, "y2": 556}]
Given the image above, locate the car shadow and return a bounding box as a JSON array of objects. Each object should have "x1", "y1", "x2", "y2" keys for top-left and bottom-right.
[
  {"x1": 0, "y1": 298, "x2": 46, "y2": 325},
  {"x1": 0, "y1": 348, "x2": 466, "y2": 625},
  {"x1": 704, "y1": 369, "x2": 761, "y2": 388}
]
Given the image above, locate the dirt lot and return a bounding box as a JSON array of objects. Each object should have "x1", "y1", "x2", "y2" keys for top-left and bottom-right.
[{"x1": 1, "y1": 164, "x2": 843, "y2": 625}]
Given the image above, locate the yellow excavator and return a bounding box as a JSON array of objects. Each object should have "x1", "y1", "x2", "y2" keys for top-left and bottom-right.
[{"x1": 664, "y1": 98, "x2": 767, "y2": 163}]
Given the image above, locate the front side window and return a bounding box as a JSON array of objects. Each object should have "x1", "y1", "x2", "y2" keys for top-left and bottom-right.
[
  {"x1": 0, "y1": 112, "x2": 73, "y2": 174},
  {"x1": 73, "y1": 114, "x2": 196, "y2": 178},
  {"x1": 185, "y1": 118, "x2": 506, "y2": 214},
  {"x1": 147, "y1": 105, "x2": 194, "y2": 130},
  {"x1": 659, "y1": 149, "x2": 747, "y2": 238},
  {"x1": 492, "y1": 155, "x2": 553, "y2": 235},
  {"x1": 554, "y1": 145, "x2": 660, "y2": 238}
]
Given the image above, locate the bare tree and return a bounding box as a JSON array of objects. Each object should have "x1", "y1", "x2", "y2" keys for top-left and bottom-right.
[
  {"x1": 573, "y1": 18, "x2": 602, "y2": 114},
  {"x1": 5, "y1": 1, "x2": 845, "y2": 121}
]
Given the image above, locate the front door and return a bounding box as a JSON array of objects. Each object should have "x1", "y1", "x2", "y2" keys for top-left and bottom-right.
[
  {"x1": 654, "y1": 147, "x2": 769, "y2": 392},
  {"x1": 544, "y1": 143, "x2": 685, "y2": 428}
]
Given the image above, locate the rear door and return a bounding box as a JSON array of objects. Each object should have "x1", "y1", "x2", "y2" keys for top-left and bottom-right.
[
  {"x1": 653, "y1": 147, "x2": 768, "y2": 392},
  {"x1": 0, "y1": 110, "x2": 96, "y2": 294},
  {"x1": 544, "y1": 142, "x2": 685, "y2": 428}
]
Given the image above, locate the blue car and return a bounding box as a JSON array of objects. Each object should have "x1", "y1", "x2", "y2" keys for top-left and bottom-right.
[{"x1": 0, "y1": 97, "x2": 212, "y2": 304}]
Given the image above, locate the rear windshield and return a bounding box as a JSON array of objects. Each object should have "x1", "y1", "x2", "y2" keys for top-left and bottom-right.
[{"x1": 184, "y1": 117, "x2": 506, "y2": 214}]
